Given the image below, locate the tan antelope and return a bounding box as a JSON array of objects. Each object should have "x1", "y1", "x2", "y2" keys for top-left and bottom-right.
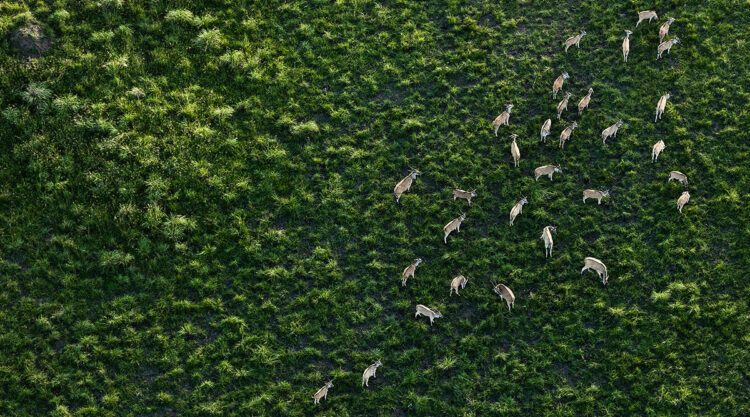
[
  {"x1": 394, "y1": 168, "x2": 420, "y2": 203},
  {"x1": 655, "y1": 93, "x2": 670, "y2": 121},
  {"x1": 581, "y1": 257, "x2": 609, "y2": 285},
  {"x1": 559, "y1": 121, "x2": 578, "y2": 148},
  {"x1": 553, "y1": 71, "x2": 569, "y2": 99},
  {"x1": 583, "y1": 189, "x2": 610, "y2": 205},
  {"x1": 509, "y1": 196, "x2": 528, "y2": 226},
  {"x1": 540, "y1": 226, "x2": 557, "y2": 258},
  {"x1": 453, "y1": 189, "x2": 477, "y2": 206},
  {"x1": 493, "y1": 104, "x2": 513, "y2": 136},
  {"x1": 677, "y1": 191, "x2": 690, "y2": 213},
  {"x1": 535, "y1": 164, "x2": 562, "y2": 181},
  {"x1": 636, "y1": 10, "x2": 658, "y2": 27},
  {"x1": 578, "y1": 88, "x2": 593, "y2": 115},
  {"x1": 657, "y1": 38, "x2": 679, "y2": 59},
  {"x1": 652, "y1": 140, "x2": 665, "y2": 162},
  {"x1": 510, "y1": 134, "x2": 521, "y2": 167},
  {"x1": 362, "y1": 360, "x2": 382, "y2": 387},
  {"x1": 668, "y1": 170, "x2": 688, "y2": 188},
  {"x1": 622, "y1": 30, "x2": 633, "y2": 62},
  {"x1": 450, "y1": 275, "x2": 468, "y2": 296},
  {"x1": 312, "y1": 381, "x2": 333, "y2": 404},
  {"x1": 564, "y1": 30, "x2": 587, "y2": 52},
  {"x1": 540, "y1": 118, "x2": 552, "y2": 143},
  {"x1": 491, "y1": 281, "x2": 515, "y2": 311},
  {"x1": 415, "y1": 304, "x2": 443, "y2": 325},
  {"x1": 557, "y1": 91, "x2": 571, "y2": 120},
  {"x1": 659, "y1": 17, "x2": 675, "y2": 42},
  {"x1": 401, "y1": 258, "x2": 423, "y2": 287},
  {"x1": 443, "y1": 213, "x2": 466, "y2": 244},
  {"x1": 601, "y1": 119, "x2": 624, "y2": 144}
]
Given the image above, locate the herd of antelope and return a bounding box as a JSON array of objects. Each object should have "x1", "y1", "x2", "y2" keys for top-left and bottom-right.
[{"x1": 313, "y1": 9, "x2": 690, "y2": 404}]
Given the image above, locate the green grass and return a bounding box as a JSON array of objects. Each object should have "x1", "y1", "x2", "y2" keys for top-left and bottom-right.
[{"x1": 1, "y1": 0, "x2": 749, "y2": 416}]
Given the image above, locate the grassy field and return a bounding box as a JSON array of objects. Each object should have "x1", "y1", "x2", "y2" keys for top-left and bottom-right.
[{"x1": 1, "y1": 0, "x2": 749, "y2": 415}]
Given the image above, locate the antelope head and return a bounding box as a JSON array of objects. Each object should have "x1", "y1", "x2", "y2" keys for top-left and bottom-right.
[
  {"x1": 459, "y1": 212, "x2": 466, "y2": 221},
  {"x1": 470, "y1": 189, "x2": 477, "y2": 197},
  {"x1": 414, "y1": 258, "x2": 423, "y2": 266},
  {"x1": 409, "y1": 168, "x2": 421, "y2": 178},
  {"x1": 624, "y1": 29, "x2": 632, "y2": 37},
  {"x1": 506, "y1": 103, "x2": 514, "y2": 113},
  {"x1": 672, "y1": 37, "x2": 680, "y2": 44},
  {"x1": 616, "y1": 119, "x2": 624, "y2": 127},
  {"x1": 510, "y1": 133, "x2": 519, "y2": 141},
  {"x1": 565, "y1": 91, "x2": 572, "y2": 99},
  {"x1": 580, "y1": 30, "x2": 587, "y2": 37},
  {"x1": 548, "y1": 226, "x2": 558, "y2": 234},
  {"x1": 588, "y1": 87, "x2": 594, "y2": 95},
  {"x1": 665, "y1": 92, "x2": 671, "y2": 99},
  {"x1": 433, "y1": 310, "x2": 443, "y2": 319},
  {"x1": 562, "y1": 71, "x2": 569, "y2": 79},
  {"x1": 520, "y1": 196, "x2": 528, "y2": 205},
  {"x1": 602, "y1": 189, "x2": 610, "y2": 197},
  {"x1": 667, "y1": 17, "x2": 675, "y2": 24},
  {"x1": 554, "y1": 164, "x2": 562, "y2": 174},
  {"x1": 326, "y1": 381, "x2": 334, "y2": 388}
]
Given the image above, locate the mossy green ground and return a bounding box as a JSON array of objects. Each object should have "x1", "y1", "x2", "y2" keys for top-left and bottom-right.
[{"x1": 1, "y1": 1, "x2": 749, "y2": 416}]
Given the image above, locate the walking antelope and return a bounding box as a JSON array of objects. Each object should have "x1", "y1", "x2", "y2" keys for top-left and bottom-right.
[
  {"x1": 655, "y1": 93, "x2": 670, "y2": 121},
  {"x1": 394, "y1": 168, "x2": 420, "y2": 203},
  {"x1": 601, "y1": 119, "x2": 624, "y2": 144},
  {"x1": 559, "y1": 121, "x2": 578, "y2": 148},
  {"x1": 578, "y1": 88, "x2": 593, "y2": 115},
  {"x1": 652, "y1": 140, "x2": 665, "y2": 162},
  {"x1": 677, "y1": 191, "x2": 690, "y2": 213},
  {"x1": 553, "y1": 71, "x2": 569, "y2": 99},
  {"x1": 540, "y1": 118, "x2": 552, "y2": 143},
  {"x1": 491, "y1": 281, "x2": 515, "y2": 311},
  {"x1": 557, "y1": 91, "x2": 572, "y2": 120},
  {"x1": 493, "y1": 104, "x2": 514, "y2": 136},
  {"x1": 668, "y1": 171, "x2": 688, "y2": 188},
  {"x1": 415, "y1": 304, "x2": 443, "y2": 325},
  {"x1": 622, "y1": 30, "x2": 632, "y2": 62},
  {"x1": 510, "y1": 134, "x2": 521, "y2": 167},
  {"x1": 312, "y1": 381, "x2": 333, "y2": 404},
  {"x1": 535, "y1": 164, "x2": 562, "y2": 181},
  {"x1": 581, "y1": 257, "x2": 609, "y2": 285},
  {"x1": 564, "y1": 30, "x2": 587, "y2": 52},
  {"x1": 636, "y1": 10, "x2": 658, "y2": 27},
  {"x1": 657, "y1": 38, "x2": 679, "y2": 59},
  {"x1": 401, "y1": 258, "x2": 423, "y2": 287},
  {"x1": 443, "y1": 213, "x2": 466, "y2": 244},
  {"x1": 509, "y1": 196, "x2": 528, "y2": 226},
  {"x1": 659, "y1": 17, "x2": 675, "y2": 43},
  {"x1": 453, "y1": 189, "x2": 477, "y2": 206},
  {"x1": 450, "y1": 275, "x2": 468, "y2": 296},
  {"x1": 362, "y1": 360, "x2": 382, "y2": 387},
  {"x1": 583, "y1": 189, "x2": 610, "y2": 205},
  {"x1": 540, "y1": 226, "x2": 557, "y2": 258}
]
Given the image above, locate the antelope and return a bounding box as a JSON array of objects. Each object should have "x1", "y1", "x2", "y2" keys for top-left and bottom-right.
[
  {"x1": 510, "y1": 134, "x2": 521, "y2": 167},
  {"x1": 655, "y1": 93, "x2": 670, "y2": 121},
  {"x1": 622, "y1": 30, "x2": 632, "y2": 62},
  {"x1": 559, "y1": 121, "x2": 578, "y2": 148},
  {"x1": 652, "y1": 140, "x2": 665, "y2": 162},
  {"x1": 659, "y1": 17, "x2": 675, "y2": 43},
  {"x1": 564, "y1": 30, "x2": 587, "y2": 52},
  {"x1": 578, "y1": 88, "x2": 593, "y2": 115},
  {"x1": 553, "y1": 71, "x2": 569, "y2": 99},
  {"x1": 362, "y1": 360, "x2": 382, "y2": 387},
  {"x1": 583, "y1": 189, "x2": 609, "y2": 205},
  {"x1": 657, "y1": 38, "x2": 679, "y2": 59},
  {"x1": 581, "y1": 257, "x2": 609, "y2": 286},
  {"x1": 601, "y1": 119, "x2": 624, "y2": 144},
  {"x1": 415, "y1": 304, "x2": 443, "y2": 325},
  {"x1": 394, "y1": 168, "x2": 420, "y2": 203},
  {"x1": 443, "y1": 213, "x2": 466, "y2": 244},
  {"x1": 312, "y1": 381, "x2": 333, "y2": 404},
  {"x1": 636, "y1": 10, "x2": 658, "y2": 27},
  {"x1": 534, "y1": 164, "x2": 562, "y2": 181},
  {"x1": 401, "y1": 258, "x2": 423, "y2": 287},
  {"x1": 493, "y1": 104, "x2": 513, "y2": 136},
  {"x1": 540, "y1": 118, "x2": 552, "y2": 143},
  {"x1": 453, "y1": 189, "x2": 477, "y2": 206},
  {"x1": 491, "y1": 281, "x2": 515, "y2": 311},
  {"x1": 557, "y1": 91, "x2": 571, "y2": 120},
  {"x1": 668, "y1": 171, "x2": 688, "y2": 188},
  {"x1": 509, "y1": 196, "x2": 528, "y2": 226},
  {"x1": 677, "y1": 191, "x2": 690, "y2": 213},
  {"x1": 540, "y1": 226, "x2": 557, "y2": 258},
  {"x1": 450, "y1": 275, "x2": 468, "y2": 296}
]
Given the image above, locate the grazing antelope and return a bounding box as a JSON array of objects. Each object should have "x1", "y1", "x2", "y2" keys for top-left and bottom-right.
[
  {"x1": 510, "y1": 134, "x2": 521, "y2": 167},
  {"x1": 493, "y1": 104, "x2": 514, "y2": 136},
  {"x1": 401, "y1": 258, "x2": 423, "y2": 287},
  {"x1": 394, "y1": 168, "x2": 420, "y2": 203},
  {"x1": 534, "y1": 164, "x2": 562, "y2": 181},
  {"x1": 540, "y1": 226, "x2": 557, "y2": 258},
  {"x1": 657, "y1": 38, "x2": 679, "y2": 59},
  {"x1": 668, "y1": 171, "x2": 688, "y2": 188},
  {"x1": 540, "y1": 118, "x2": 552, "y2": 143},
  {"x1": 622, "y1": 30, "x2": 632, "y2": 62},
  {"x1": 450, "y1": 275, "x2": 468, "y2": 296},
  {"x1": 601, "y1": 119, "x2": 624, "y2": 144},
  {"x1": 659, "y1": 17, "x2": 675, "y2": 43},
  {"x1": 453, "y1": 189, "x2": 477, "y2": 206},
  {"x1": 564, "y1": 30, "x2": 587, "y2": 52},
  {"x1": 509, "y1": 196, "x2": 528, "y2": 226},
  {"x1": 578, "y1": 88, "x2": 593, "y2": 115},
  {"x1": 312, "y1": 381, "x2": 333, "y2": 404},
  {"x1": 443, "y1": 213, "x2": 466, "y2": 244},
  {"x1": 559, "y1": 121, "x2": 578, "y2": 148},
  {"x1": 636, "y1": 10, "x2": 658, "y2": 27},
  {"x1": 677, "y1": 191, "x2": 690, "y2": 213},
  {"x1": 557, "y1": 91, "x2": 572, "y2": 120},
  {"x1": 583, "y1": 189, "x2": 609, "y2": 205},
  {"x1": 553, "y1": 71, "x2": 569, "y2": 99},
  {"x1": 491, "y1": 281, "x2": 515, "y2": 311},
  {"x1": 362, "y1": 360, "x2": 382, "y2": 387},
  {"x1": 415, "y1": 304, "x2": 443, "y2": 325},
  {"x1": 655, "y1": 93, "x2": 670, "y2": 122},
  {"x1": 652, "y1": 140, "x2": 665, "y2": 162},
  {"x1": 581, "y1": 257, "x2": 609, "y2": 286}
]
